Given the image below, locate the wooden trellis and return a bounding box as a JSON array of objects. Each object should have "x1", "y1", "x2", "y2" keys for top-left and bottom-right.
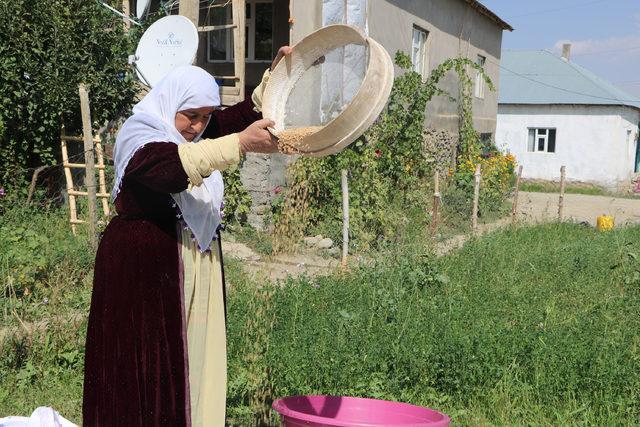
[{"x1": 60, "y1": 129, "x2": 110, "y2": 235}]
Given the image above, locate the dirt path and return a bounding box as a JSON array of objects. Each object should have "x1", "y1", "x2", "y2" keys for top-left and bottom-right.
[
  {"x1": 435, "y1": 192, "x2": 640, "y2": 255},
  {"x1": 517, "y1": 191, "x2": 640, "y2": 225},
  {"x1": 225, "y1": 192, "x2": 640, "y2": 276},
  {"x1": 222, "y1": 241, "x2": 339, "y2": 282}
]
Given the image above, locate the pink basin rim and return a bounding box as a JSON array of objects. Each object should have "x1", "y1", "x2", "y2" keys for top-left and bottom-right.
[{"x1": 272, "y1": 395, "x2": 450, "y2": 427}]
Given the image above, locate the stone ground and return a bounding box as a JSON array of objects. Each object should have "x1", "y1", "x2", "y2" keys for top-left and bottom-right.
[{"x1": 224, "y1": 191, "x2": 640, "y2": 278}]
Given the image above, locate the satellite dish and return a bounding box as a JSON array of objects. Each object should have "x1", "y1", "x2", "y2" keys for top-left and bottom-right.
[
  {"x1": 132, "y1": 15, "x2": 199, "y2": 88},
  {"x1": 136, "y1": 0, "x2": 150, "y2": 19}
]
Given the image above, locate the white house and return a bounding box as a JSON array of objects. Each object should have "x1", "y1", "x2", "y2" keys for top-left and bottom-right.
[{"x1": 495, "y1": 48, "x2": 640, "y2": 190}]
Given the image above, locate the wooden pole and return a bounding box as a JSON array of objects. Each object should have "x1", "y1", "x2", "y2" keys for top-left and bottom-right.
[
  {"x1": 341, "y1": 169, "x2": 349, "y2": 268},
  {"x1": 431, "y1": 171, "x2": 440, "y2": 237},
  {"x1": 558, "y1": 165, "x2": 566, "y2": 222},
  {"x1": 61, "y1": 129, "x2": 79, "y2": 235},
  {"x1": 472, "y1": 164, "x2": 481, "y2": 232},
  {"x1": 232, "y1": 0, "x2": 246, "y2": 101},
  {"x1": 26, "y1": 166, "x2": 47, "y2": 205},
  {"x1": 79, "y1": 84, "x2": 97, "y2": 249},
  {"x1": 179, "y1": 0, "x2": 199, "y2": 26},
  {"x1": 511, "y1": 165, "x2": 523, "y2": 225},
  {"x1": 121, "y1": 0, "x2": 131, "y2": 32},
  {"x1": 94, "y1": 139, "x2": 110, "y2": 217}
]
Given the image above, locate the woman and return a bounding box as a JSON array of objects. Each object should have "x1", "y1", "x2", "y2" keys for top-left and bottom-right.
[{"x1": 83, "y1": 49, "x2": 290, "y2": 426}]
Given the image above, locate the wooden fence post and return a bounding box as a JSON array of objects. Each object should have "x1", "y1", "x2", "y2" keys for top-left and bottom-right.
[
  {"x1": 558, "y1": 165, "x2": 566, "y2": 222},
  {"x1": 26, "y1": 166, "x2": 48, "y2": 205},
  {"x1": 79, "y1": 84, "x2": 97, "y2": 249},
  {"x1": 178, "y1": 0, "x2": 199, "y2": 26},
  {"x1": 431, "y1": 171, "x2": 441, "y2": 237},
  {"x1": 472, "y1": 164, "x2": 481, "y2": 232},
  {"x1": 511, "y1": 165, "x2": 523, "y2": 225},
  {"x1": 121, "y1": 0, "x2": 131, "y2": 32},
  {"x1": 94, "y1": 139, "x2": 110, "y2": 217},
  {"x1": 341, "y1": 169, "x2": 349, "y2": 268}
]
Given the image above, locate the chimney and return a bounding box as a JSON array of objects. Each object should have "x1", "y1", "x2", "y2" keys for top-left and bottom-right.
[{"x1": 562, "y1": 43, "x2": 571, "y2": 61}]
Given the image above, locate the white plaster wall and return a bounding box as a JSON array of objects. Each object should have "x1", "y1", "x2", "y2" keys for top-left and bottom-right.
[
  {"x1": 320, "y1": 0, "x2": 368, "y2": 124},
  {"x1": 286, "y1": 0, "x2": 367, "y2": 126},
  {"x1": 496, "y1": 104, "x2": 640, "y2": 189}
]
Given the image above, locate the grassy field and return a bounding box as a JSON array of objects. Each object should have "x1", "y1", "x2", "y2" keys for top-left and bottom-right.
[
  {"x1": 520, "y1": 181, "x2": 608, "y2": 196},
  {"x1": 519, "y1": 180, "x2": 640, "y2": 199},
  {"x1": 1, "y1": 204, "x2": 639, "y2": 425}
]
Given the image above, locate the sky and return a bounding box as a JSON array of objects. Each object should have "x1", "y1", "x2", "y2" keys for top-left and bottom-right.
[{"x1": 480, "y1": 0, "x2": 640, "y2": 97}]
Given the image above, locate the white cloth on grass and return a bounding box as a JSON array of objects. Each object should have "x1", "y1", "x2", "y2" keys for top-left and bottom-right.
[{"x1": 0, "y1": 407, "x2": 76, "y2": 427}]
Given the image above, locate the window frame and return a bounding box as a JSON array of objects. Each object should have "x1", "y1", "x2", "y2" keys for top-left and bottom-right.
[
  {"x1": 527, "y1": 127, "x2": 557, "y2": 153},
  {"x1": 411, "y1": 25, "x2": 429, "y2": 78},
  {"x1": 475, "y1": 54, "x2": 486, "y2": 99},
  {"x1": 206, "y1": 0, "x2": 273, "y2": 64}
]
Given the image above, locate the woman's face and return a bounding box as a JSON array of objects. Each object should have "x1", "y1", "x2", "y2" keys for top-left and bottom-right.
[{"x1": 175, "y1": 107, "x2": 215, "y2": 142}]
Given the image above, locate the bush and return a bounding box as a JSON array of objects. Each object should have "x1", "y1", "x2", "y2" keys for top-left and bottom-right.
[
  {"x1": 223, "y1": 166, "x2": 252, "y2": 224},
  {"x1": 446, "y1": 151, "x2": 516, "y2": 217},
  {"x1": 0, "y1": 0, "x2": 138, "y2": 180}
]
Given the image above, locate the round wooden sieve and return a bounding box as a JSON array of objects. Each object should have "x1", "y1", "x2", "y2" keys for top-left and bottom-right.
[{"x1": 262, "y1": 24, "x2": 394, "y2": 157}]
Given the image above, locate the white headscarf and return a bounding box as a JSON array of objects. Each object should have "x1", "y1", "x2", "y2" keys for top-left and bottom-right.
[{"x1": 112, "y1": 65, "x2": 224, "y2": 251}]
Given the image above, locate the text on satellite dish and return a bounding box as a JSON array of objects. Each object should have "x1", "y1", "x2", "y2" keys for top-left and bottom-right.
[{"x1": 156, "y1": 33, "x2": 183, "y2": 47}]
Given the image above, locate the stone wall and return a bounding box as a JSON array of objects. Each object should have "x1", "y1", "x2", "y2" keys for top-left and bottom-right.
[{"x1": 239, "y1": 153, "x2": 292, "y2": 230}]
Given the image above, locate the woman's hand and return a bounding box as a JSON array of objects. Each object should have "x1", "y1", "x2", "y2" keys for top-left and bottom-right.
[
  {"x1": 271, "y1": 46, "x2": 293, "y2": 71},
  {"x1": 238, "y1": 119, "x2": 279, "y2": 154}
]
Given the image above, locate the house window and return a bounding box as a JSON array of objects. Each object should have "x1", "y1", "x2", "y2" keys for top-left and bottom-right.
[
  {"x1": 475, "y1": 55, "x2": 486, "y2": 98},
  {"x1": 411, "y1": 26, "x2": 428, "y2": 77},
  {"x1": 207, "y1": 0, "x2": 273, "y2": 63},
  {"x1": 527, "y1": 128, "x2": 556, "y2": 153}
]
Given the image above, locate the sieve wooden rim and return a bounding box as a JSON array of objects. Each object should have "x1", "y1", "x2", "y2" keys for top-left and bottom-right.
[{"x1": 262, "y1": 24, "x2": 394, "y2": 157}]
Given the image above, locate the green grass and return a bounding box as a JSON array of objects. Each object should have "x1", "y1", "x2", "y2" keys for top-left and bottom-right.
[
  {"x1": 2, "y1": 202, "x2": 639, "y2": 426},
  {"x1": 0, "y1": 203, "x2": 92, "y2": 422},
  {"x1": 227, "y1": 223, "x2": 640, "y2": 425},
  {"x1": 229, "y1": 224, "x2": 275, "y2": 256},
  {"x1": 519, "y1": 180, "x2": 639, "y2": 198}
]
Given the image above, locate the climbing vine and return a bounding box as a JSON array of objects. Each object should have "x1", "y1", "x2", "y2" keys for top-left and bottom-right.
[
  {"x1": 271, "y1": 51, "x2": 512, "y2": 250},
  {"x1": 454, "y1": 59, "x2": 495, "y2": 162}
]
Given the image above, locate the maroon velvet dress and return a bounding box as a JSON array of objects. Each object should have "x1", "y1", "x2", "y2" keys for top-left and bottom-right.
[{"x1": 83, "y1": 99, "x2": 260, "y2": 426}]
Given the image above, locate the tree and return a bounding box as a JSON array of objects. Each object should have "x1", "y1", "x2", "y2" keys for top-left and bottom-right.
[{"x1": 0, "y1": 0, "x2": 138, "y2": 179}]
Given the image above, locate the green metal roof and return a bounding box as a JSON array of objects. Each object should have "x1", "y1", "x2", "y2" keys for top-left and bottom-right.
[{"x1": 498, "y1": 49, "x2": 640, "y2": 110}]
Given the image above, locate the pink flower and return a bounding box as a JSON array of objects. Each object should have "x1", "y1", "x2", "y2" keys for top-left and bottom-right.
[
  {"x1": 0, "y1": 188, "x2": 5, "y2": 197},
  {"x1": 374, "y1": 149, "x2": 382, "y2": 158},
  {"x1": 273, "y1": 186, "x2": 282, "y2": 195}
]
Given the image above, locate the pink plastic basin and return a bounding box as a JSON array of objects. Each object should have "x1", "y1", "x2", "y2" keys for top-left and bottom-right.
[{"x1": 272, "y1": 395, "x2": 450, "y2": 427}]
